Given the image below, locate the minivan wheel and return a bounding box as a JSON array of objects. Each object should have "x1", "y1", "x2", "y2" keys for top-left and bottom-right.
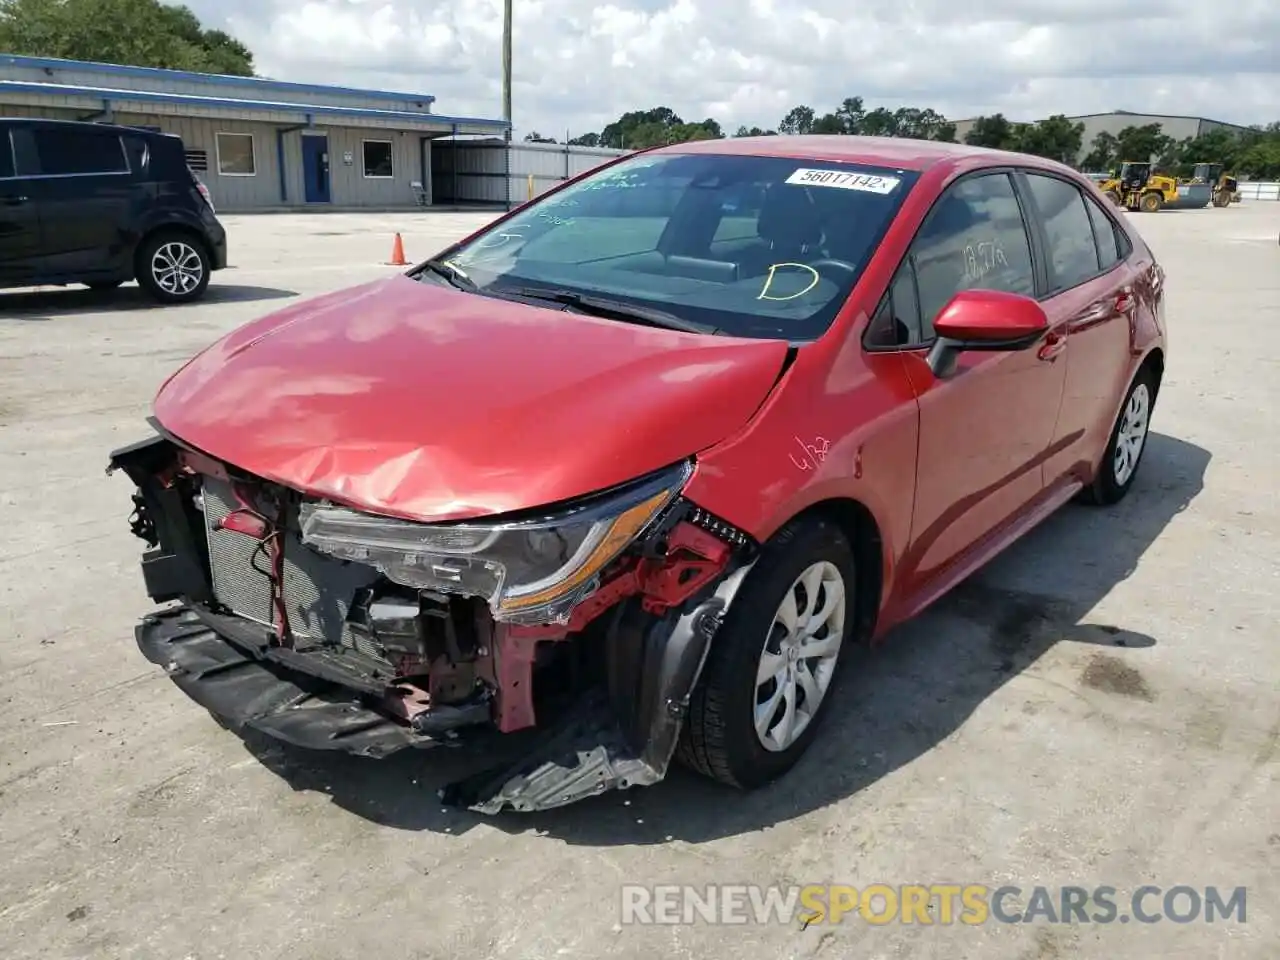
[
  {"x1": 1082, "y1": 365, "x2": 1156, "y2": 506},
  {"x1": 677, "y1": 517, "x2": 855, "y2": 789},
  {"x1": 136, "y1": 232, "x2": 211, "y2": 303}
]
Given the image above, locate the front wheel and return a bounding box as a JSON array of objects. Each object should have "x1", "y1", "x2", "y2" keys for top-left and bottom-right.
[
  {"x1": 136, "y1": 232, "x2": 211, "y2": 303},
  {"x1": 1082, "y1": 365, "x2": 1156, "y2": 505},
  {"x1": 1139, "y1": 191, "x2": 1163, "y2": 213},
  {"x1": 677, "y1": 517, "x2": 856, "y2": 789}
]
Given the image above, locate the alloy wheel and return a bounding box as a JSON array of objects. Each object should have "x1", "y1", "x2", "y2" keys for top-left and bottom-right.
[
  {"x1": 754, "y1": 560, "x2": 846, "y2": 752},
  {"x1": 151, "y1": 241, "x2": 205, "y2": 296},
  {"x1": 1113, "y1": 382, "x2": 1150, "y2": 486}
]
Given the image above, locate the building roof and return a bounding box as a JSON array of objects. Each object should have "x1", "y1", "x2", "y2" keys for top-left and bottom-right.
[
  {"x1": 1, "y1": 53, "x2": 436, "y2": 106},
  {"x1": 0, "y1": 79, "x2": 509, "y2": 134}
]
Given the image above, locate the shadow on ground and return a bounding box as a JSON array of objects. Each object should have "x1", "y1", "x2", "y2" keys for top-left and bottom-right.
[
  {"x1": 0, "y1": 283, "x2": 297, "y2": 319},
  {"x1": 234, "y1": 432, "x2": 1210, "y2": 844}
]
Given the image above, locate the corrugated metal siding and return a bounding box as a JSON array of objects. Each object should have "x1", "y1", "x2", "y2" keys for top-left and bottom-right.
[
  {"x1": 283, "y1": 128, "x2": 425, "y2": 207},
  {"x1": 431, "y1": 141, "x2": 630, "y2": 205},
  {"x1": 1238, "y1": 181, "x2": 1280, "y2": 201}
]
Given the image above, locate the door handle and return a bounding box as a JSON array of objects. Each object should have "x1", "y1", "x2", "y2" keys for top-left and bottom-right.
[{"x1": 1037, "y1": 330, "x2": 1067, "y2": 362}]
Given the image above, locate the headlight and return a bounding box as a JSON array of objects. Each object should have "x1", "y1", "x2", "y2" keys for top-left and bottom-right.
[{"x1": 299, "y1": 462, "x2": 691, "y2": 625}]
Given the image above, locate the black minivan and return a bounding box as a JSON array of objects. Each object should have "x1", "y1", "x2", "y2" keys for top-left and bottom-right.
[{"x1": 0, "y1": 118, "x2": 227, "y2": 303}]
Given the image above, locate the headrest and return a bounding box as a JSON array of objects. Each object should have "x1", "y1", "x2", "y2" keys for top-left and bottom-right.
[{"x1": 756, "y1": 182, "x2": 824, "y2": 251}]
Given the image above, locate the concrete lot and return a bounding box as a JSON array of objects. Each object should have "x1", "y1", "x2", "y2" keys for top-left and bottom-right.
[{"x1": 1, "y1": 203, "x2": 1277, "y2": 960}]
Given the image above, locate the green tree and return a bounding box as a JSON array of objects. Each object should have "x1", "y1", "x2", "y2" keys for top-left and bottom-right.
[
  {"x1": 1114, "y1": 123, "x2": 1173, "y2": 164},
  {"x1": 523, "y1": 131, "x2": 557, "y2": 143},
  {"x1": 1015, "y1": 114, "x2": 1086, "y2": 165},
  {"x1": 778, "y1": 105, "x2": 816, "y2": 135},
  {"x1": 1081, "y1": 131, "x2": 1119, "y2": 171},
  {"x1": 593, "y1": 107, "x2": 721, "y2": 149},
  {"x1": 733, "y1": 125, "x2": 777, "y2": 137},
  {"x1": 0, "y1": 0, "x2": 255, "y2": 75},
  {"x1": 963, "y1": 114, "x2": 1018, "y2": 150}
]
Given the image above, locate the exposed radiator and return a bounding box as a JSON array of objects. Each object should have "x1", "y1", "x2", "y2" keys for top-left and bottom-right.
[{"x1": 200, "y1": 477, "x2": 384, "y2": 660}]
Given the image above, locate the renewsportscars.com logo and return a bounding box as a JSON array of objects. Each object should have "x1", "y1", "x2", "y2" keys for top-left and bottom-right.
[{"x1": 620, "y1": 884, "x2": 1248, "y2": 926}]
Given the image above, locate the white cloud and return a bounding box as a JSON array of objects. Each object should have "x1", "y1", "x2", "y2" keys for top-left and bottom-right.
[{"x1": 185, "y1": 0, "x2": 1280, "y2": 137}]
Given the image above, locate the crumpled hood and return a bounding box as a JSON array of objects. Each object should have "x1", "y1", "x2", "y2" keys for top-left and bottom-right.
[{"x1": 153, "y1": 275, "x2": 789, "y2": 522}]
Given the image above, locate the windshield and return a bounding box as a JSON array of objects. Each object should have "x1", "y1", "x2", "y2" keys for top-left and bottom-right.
[{"x1": 434, "y1": 152, "x2": 919, "y2": 340}]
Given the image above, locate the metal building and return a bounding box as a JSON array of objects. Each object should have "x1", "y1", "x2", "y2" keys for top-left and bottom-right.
[
  {"x1": 951, "y1": 110, "x2": 1255, "y2": 164},
  {"x1": 432, "y1": 138, "x2": 631, "y2": 206},
  {"x1": 0, "y1": 53, "x2": 509, "y2": 211}
]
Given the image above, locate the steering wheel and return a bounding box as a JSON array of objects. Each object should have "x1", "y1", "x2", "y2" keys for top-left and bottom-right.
[{"x1": 808, "y1": 258, "x2": 857, "y2": 281}]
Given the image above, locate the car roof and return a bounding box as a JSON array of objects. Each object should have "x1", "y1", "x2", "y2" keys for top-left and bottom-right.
[
  {"x1": 652, "y1": 135, "x2": 1051, "y2": 174},
  {"x1": 0, "y1": 116, "x2": 181, "y2": 140}
]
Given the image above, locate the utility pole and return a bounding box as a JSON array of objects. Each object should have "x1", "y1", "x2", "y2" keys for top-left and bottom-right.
[{"x1": 502, "y1": 0, "x2": 512, "y2": 142}]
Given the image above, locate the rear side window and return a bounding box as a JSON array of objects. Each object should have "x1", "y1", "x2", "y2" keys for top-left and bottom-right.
[
  {"x1": 1023, "y1": 174, "x2": 1100, "y2": 291},
  {"x1": 909, "y1": 172, "x2": 1036, "y2": 339},
  {"x1": 0, "y1": 130, "x2": 13, "y2": 179},
  {"x1": 31, "y1": 127, "x2": 129, "y2": 176},
  {"x1": 123, "y1": 136, "x2": 150, "y2": 175},
  {"x1": 1083, "y1": 193, "x2": 1122, "y2": 269}
]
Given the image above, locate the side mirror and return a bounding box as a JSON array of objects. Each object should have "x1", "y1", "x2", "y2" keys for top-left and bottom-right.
[{"x1": 926, "y1": 289, "x2": 1049, "y2": 378}]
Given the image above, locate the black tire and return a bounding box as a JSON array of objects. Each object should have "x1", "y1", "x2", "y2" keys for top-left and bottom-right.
[
  {"x1": 1139, "y1": 191, "x2": 1163, "y2": 213},
  {"x1": 86, "y1": 280, "x2": 123, "y2": 291},
  {"x1": 1082, "y1": 364, "x2": 1157, "y2": 506},
  {"x1": 135, "y1": 231, "x2": 211, "y2": 304},
  {"x1": 1104, "y1": 189, "x2": 1121, "y2": 207},
  {"x1": 677, "y1": 516, "x2": 856, "y2": 789}
]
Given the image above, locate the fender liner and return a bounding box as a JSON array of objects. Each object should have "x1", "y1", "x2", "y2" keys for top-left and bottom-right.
[{"x1": 439, "y1": 560, "x2": 756, "y2": 814}]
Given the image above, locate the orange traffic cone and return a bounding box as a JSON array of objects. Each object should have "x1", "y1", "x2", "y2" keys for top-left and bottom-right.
[{"x1": 388, "y1": 232, "x2": 407, "y2": 266}]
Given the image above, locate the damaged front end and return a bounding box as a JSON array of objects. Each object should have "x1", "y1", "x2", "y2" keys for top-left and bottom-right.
[{"x1": 108, "y1": 425, "x2": 756, "y2": 813}]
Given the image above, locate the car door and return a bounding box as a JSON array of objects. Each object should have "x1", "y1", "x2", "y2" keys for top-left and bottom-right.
[
  {"x1": 880, "y1": 170, "x2": 1067, "y2": 589},
  {"x1": 12, "y1": 124, "x2": 136, "y2": 276},
  {"x1": 0, "y1": 125, "x2": 42, "y2": 280},
  {"x1": 1017, "y1": 172, "x2": 1136, "y2": 486}
]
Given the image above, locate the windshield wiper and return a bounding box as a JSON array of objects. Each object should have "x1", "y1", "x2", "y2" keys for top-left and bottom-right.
[
  {"x1": 507, "y1": 287, "x2": 716, "y2": 335},
  {"x1": 418, "y1": 258, "x2": 477, "y2": 291}
]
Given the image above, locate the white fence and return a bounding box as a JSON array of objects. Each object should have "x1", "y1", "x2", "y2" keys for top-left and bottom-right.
[
  {"x1": 1238, "y1": 181, "x2": 1280, "y2": 201},
  {"x1": 431, "y1": 139, "x2": 631, "y2": 206}
]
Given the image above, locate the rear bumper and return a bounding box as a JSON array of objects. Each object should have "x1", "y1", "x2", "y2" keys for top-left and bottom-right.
[{"x1": 206, "y1": 223, "x2": 228, "y2": 271}]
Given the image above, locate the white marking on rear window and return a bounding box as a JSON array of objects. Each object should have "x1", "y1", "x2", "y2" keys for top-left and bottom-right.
[{"x1": 784, "y1": 168, "x2": 901, "y2": 194}]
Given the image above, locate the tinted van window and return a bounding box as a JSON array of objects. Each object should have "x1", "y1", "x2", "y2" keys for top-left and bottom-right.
[
  {"x1": 0, "y1": 130, "x2": 13, "y2": 179},
  {"x1": 32, "y1": 127, "x2": 128, "y2": 176},
  {"x1": 910, "y1": 172, "x2": 1035, "y2": 338},
  {"x1": 1024, "y1": 174, "x2": 1100, "y2": 290},
  {"x1": 439, "y1": 153, "x2": 919, "y2": 340}
]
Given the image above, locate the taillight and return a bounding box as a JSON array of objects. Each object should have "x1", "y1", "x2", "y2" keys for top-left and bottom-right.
[{"x1": 193, "y1": 177, "x2": 214, "y2": 212}]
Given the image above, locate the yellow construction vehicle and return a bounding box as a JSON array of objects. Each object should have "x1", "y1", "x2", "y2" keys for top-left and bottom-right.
[
  {"x1": 1098, "y1": 162, "x2": 1178, "y2": 212},
  {"x1": 1189, "y1": 163, "x2": 1240, "y2": 207}
]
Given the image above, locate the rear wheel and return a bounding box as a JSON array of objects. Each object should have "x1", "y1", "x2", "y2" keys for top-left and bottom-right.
[
  {"x1": 1082, "y1": 365, "x2": 1156, "y2": 506},
  {"x1": 1139, "y1": 191, "x2": 1163, "y2": 213},
  {"x1": 1104, "y1": 189, "x2": 1121, "y2": 207},
  {"x1": 677, "y1": 517, "x2": 855, "y2": 789},
  {"x1": 135, "y1": 232, "x2": 211, "y2": 303}
]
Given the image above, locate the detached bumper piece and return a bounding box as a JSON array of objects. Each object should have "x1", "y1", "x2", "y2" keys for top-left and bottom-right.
[{"x1": 137, "y1": 605, "x2": 442, "y2": 758}]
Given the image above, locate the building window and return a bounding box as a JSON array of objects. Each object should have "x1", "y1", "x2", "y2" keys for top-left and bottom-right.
[
  {"x1": 216, "y1": 133, "x2": 256, "y2": 176},
  {"x1": 362, "y1": 140, "x2": 394, "y2": 178}
]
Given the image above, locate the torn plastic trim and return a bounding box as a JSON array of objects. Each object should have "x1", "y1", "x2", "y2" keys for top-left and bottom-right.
[
  {"x1": 136, "y1": 605, "x2": 448, "y2": 758},
  {"x1": 442, "y1": 559, "x2": 755, "y2": 814},
  {"x1": 298, "y1": 460, "x2": 693, "y2": 626}
]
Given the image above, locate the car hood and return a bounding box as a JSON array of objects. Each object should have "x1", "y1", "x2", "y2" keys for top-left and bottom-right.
[{"x1": 153, "y1": 274, "x2": 789, "y2": 522}]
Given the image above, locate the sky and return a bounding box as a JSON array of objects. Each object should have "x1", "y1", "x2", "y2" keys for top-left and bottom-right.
[{"x1": 186, "y1": 0, "x2": 1280, "y2": 138}]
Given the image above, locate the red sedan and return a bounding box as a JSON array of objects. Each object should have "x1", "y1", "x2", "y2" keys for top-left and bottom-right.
[{"x1": 109, "y1": 136, "x2": 1166, "y2": 813}]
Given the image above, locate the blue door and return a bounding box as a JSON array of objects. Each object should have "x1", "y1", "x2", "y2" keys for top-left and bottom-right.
[{"x1": 301, "y1": 135, "x2": 330, "y2": 203}]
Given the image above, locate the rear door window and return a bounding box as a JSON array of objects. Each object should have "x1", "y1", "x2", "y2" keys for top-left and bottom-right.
[
  {"x1": 30, "y1": 127, "x2": 129, "y2": 176},
  {"x1": 1023, "y1": 173, "x2": 1102, "y2": 291},
  {"x1": 908, "y1": 172, "x2": 1037, "y2": 340}
]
